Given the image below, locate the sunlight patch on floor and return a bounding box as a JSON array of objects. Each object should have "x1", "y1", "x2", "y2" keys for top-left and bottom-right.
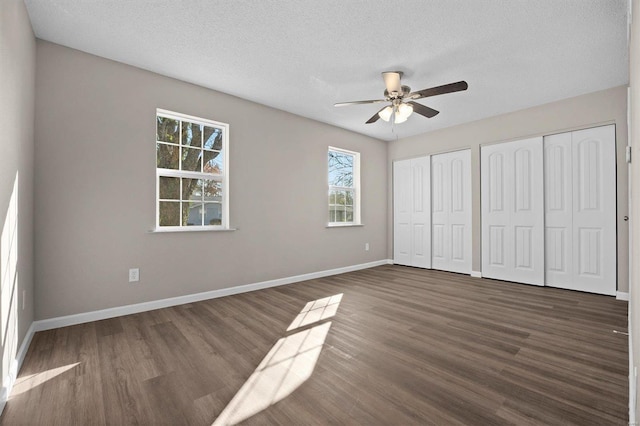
[
  {"x1": 287, "y1": 293, "x2": 342, "y2": 332},
  {"x1": 10, "y1": 362, "x2": 80, "y2": 398},
  {"x1": 213, "y1": 294, "x2": 342, "y2": 426}
]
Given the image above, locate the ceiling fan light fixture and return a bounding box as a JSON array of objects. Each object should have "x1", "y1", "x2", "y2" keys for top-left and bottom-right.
[
  {"x1": 394, "y1": 103, "x2": 413, "y2": 124},
  {"x1": 378, "y1": 105, "x2": 393, "y2": 122}
]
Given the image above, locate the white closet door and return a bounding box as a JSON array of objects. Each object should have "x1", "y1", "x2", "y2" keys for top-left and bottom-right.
[
  {"x1": 544, "y1": 125, "x2": 616, "y2": 295},
  {"x1": 431, "y1": 149, "x2": 472, "y2": 274},
  {"x1": 393, "y1": 159, "x2": 412, "y2": 266},
  {"x1": 544, "y1": 132, "x2": 573, "y2": 287},
  {"x1": 572, "y1": 125, "x2": 616, "y2": 295},
  {"x1": 393, "y1": 156, "x2": 431, "y2": 268},
  {"x1": 481, "y1": 137, "x2": 544, "y2": 285},
  {"x1": 409, "y1": 156, "x2": 432, "y2": 268}
]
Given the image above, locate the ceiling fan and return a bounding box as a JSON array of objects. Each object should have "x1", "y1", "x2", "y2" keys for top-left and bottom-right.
[{"x1": 334, "y1": 71, "x2": 468, "y2": 124}]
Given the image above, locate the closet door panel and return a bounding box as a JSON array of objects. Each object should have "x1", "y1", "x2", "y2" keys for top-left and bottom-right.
[
  {"x1": 449, "y1": 155, "x2": 471, "y2": 272},
  {"x1": 481, "y1": 137, "x2": 544, "y2": 285},
  {"x1": 431, "y1": 150, "x2": 471, "y2": 273},
  {"x1": 393, "y1": 156, "x2": 431, "y2": 269},
  {"x1": 544, "y1": 132, "x2": 573, "y2": 286},
  {"x1": 571, "y1": 125, "x2": 616, "y2": 295},
  {"x1": 410, "y1": 156, "x2": 431, "y2": 268},
  {"x1": 482, "y1": 150, "x2": 510, "y2": 274},
  {"x1": 393, "y1": 159, "x2": 412, "y2": 266},
  {"x1": 431, "y1": 160, "x2": 446, "y2": 265}
]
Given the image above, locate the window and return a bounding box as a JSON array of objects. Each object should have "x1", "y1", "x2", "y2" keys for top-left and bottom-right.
[
  {"x1": 156, "y1": 109, "x2": 229, "y2": 230},
  {"x1": 328, "y1": 147, "x2": 360, "y2": 226}
]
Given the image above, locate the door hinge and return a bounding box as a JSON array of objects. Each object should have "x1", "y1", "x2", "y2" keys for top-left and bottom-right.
[{"x1": 627, "y1": 146, "x2": 632, "y2": 163}]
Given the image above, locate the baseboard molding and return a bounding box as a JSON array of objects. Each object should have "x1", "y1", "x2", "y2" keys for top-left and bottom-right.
[
  {"x1": 33, "y1": 259, "x2": 391, "y2": 332},
  {"x1": 616, "y1": 291, "x2": 629, "y2": 301},
  {"x1": 1, "y1": 321, "x2": 36, "y2": 415},
  {"x1": 470, "y1": 271, "x2": 482, "y2": 278}
]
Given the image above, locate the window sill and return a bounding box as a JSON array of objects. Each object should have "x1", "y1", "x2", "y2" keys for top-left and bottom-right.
[
  {"x1": 150, "y1": 226, "x2": 237, "y2": 233},
  {"x1": 326, "y1": 223, "x2": 364, "y2": 228}
]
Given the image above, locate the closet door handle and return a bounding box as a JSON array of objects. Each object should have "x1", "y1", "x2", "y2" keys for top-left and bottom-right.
[{"x1": 624, "y1": 216, "x2": 629, "y2": 221}]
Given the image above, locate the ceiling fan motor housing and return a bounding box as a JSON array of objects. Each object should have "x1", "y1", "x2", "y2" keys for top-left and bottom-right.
[{"x1": 384, "y1": 85, "x2": 412, "y2": 100}]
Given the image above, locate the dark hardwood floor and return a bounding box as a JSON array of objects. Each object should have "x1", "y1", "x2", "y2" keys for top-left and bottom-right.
[{"x1": 1, "y1": 265, "x2": 629, "y2": 425}]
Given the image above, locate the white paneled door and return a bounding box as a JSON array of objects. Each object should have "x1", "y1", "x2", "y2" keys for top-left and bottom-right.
[
  {"x1": 393, "y1": 156, "x2": 431, "y2": 268},
  {"x1": 544, "y1": 125, "x2": 616, "y2": 295},
  {"x1": 431, "y1": 150, "x2": 472, "y2": 274},
  {"x1": 481, "y1": 137, "x2": 545, "y2": 285}
]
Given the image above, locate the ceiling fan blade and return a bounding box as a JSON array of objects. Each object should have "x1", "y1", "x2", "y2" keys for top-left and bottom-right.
[
  {"x1": 408, "y1": 101, "x2": 439, "y2": 118},
  {"x1": 382, "y1": 71, "x2": 402, "y2": 94},
  {"x1": 334, "y1": 99, "x2": 387, "y2": 107},
  {"x1": 365, "y1": 106, "x2": 388, "y2": 124},
  {"x1": 408, "y1": 81, "x2": 468, "y2": 100}
]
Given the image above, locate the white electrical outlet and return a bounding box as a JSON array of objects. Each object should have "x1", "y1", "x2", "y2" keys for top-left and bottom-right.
[
  {"x1": 365, "y1": 243, "x2": 370, "y2": 251},
  {"x1": 129, "y1": 268, "x2": 140, "y2": 282}
]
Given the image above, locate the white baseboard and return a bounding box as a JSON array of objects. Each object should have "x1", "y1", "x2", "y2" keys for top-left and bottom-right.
[
  {"x1": 616, "y1": 291, "x2": 629, "y2": 301},
  {"x1": 470, "y1": 271, "x2": 482, "y2": 278},
  {"x1": 1, "y1": 322, "x2": 36, "y2": 415},
  {"x1": 33, "y1": 259, "x2": 391, "y2": 332}
]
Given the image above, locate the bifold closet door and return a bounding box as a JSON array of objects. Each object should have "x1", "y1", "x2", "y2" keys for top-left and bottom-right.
[
  {"x1": 481, "y1": 137, "x2": 544, "y2": 285},
  {"x1": 393, "y1": 156, "x2": 431, "y2": 268},
  {"x1": 431, "y1": 150, "x2": 472, "y2": 274},
  {"x1": 544, "y1": 125, "x2": 616, "y2": 295}
]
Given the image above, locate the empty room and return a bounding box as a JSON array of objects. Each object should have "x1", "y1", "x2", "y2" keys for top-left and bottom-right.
[{"x1": 2, "y1": 0, "x2": 640, "y2": 424}]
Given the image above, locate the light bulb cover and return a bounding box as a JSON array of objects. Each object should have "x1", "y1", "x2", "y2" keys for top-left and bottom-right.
[
  {"x1": 378, "y1": 105, "x2": 393, "y2": 122},
  {"x1": 394, "y1": 113, "x2": 409, "y2": 124},
  {"x1": 395, "y1": 103, "x2": 414, "y2": 122}
]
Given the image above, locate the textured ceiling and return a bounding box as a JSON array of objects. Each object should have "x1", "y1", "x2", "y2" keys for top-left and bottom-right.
[{"x1": 24, "y1": 0, "x2": 629, "y2": 141}]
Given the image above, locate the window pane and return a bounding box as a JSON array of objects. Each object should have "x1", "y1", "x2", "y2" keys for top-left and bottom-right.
[
  {"x1": 202, "y1": 179, "x2": 222, "y2": 201},
  {"x1": 157, "y1": 143, "x2": 179, "y2": 169},
  {"x1": 329, "y1": 206, "x2": 336, "y2": 222},
  {"x1": 329, "y1": 190, "x2": 336, "y2": 205},
  {"x1": 204, "y1": 127, "x2": 223, "y2": 150},
  {"x1": 203, "y1": 150, "x2": 223, "y2": 174},
  {"x1": 157, "y1": 117, "x2": 179, "y2": 143},
  {"x1": 345, "y1": 190, "x2": 353, "y2": 206},
  {"x1": 204, "y1": 202, "x2": 222, "y2": 226},
  {"x1": 328, "y1": 151, "x2": 354, "y2": 187},
  {"x1": 159, "y1": 177, "x2": 180, "y2": 199},
  {"x1": 182, "y1": 178, "x2": 201, "y2": 202},
  {"x1": 181, "y1": 147, "x2": 202, "y2": 172},
  {"x1": 336, "y1": 208, "x2": 345, "y2": 222},
  {"x1": 336, "y1": 190, "x2": 346, "y2": 206},
  {"x1": 182, "y1": 202, "x2": 203, "y2": 226},
  {"x1": 181, "y1": 121, "x2": 202, "y2": 148},
  {"x1": 346, "y1": 206, "x2": 353, "y2": 222},
  {"x1": 159, "y1": 201, "x2": 180, "y2": 226}
]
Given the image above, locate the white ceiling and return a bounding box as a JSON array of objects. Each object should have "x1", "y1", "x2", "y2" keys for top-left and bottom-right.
[{"x1": 24, "y1": 0, "x2": 629, "y2": 141}]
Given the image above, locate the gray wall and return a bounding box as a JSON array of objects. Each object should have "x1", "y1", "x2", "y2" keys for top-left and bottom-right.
[
  {"x1": 0, "y1": 0, "x2": 35, "y2": 372},
  {"x1": 388, "y1": 85, "x2": 629, "y2": 293},
  {"x1": 34, "y1": 41, "x2": 388, "y2": 320}
]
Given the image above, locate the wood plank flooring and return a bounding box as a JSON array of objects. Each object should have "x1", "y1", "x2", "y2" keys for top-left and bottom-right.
[{"x1": 1, "y1": 266, "x2": 629, "y2": 425}]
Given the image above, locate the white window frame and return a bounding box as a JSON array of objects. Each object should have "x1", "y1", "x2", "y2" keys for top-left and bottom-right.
[
  {"x1": 327, "y1": 146, "x2": 361, "y2": 227},
  {"x1": 155, "y1": 109, "x2": 230, "y2": 232}
]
